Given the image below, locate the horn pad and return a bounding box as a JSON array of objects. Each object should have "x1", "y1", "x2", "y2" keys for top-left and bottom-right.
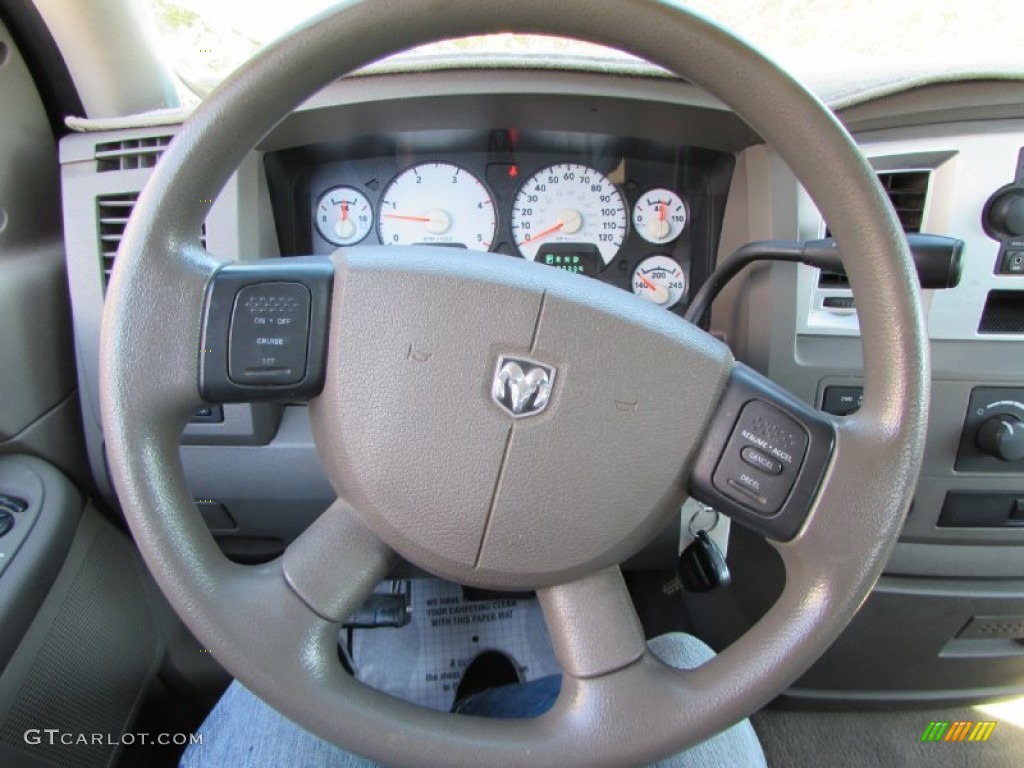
[{"x1": 310, "y1": 247, "x2": 733, "y2": 589}]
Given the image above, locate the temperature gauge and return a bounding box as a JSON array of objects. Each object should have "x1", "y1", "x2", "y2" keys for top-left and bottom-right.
[
  {"x1": 314, "y1": 186, "x2": 373, "y2": 246},
  {"x1": 632, "y1": 255, "x2": 687, "y2": 309},
  {"x1": 633, "y1": 188, "x2": 687, "y2": 244}
]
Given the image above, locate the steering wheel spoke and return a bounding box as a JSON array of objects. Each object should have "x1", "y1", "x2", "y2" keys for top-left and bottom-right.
[
  {"x1": 283, "y1": 498, "x2": 396, "y2": 622},
  {"x1": 538, "y1": 567, "x2": 646, "y2": 679}
]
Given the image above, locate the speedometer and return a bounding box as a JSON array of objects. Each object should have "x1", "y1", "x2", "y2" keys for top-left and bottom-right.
[
  {"x1": 378, "y1": 162, "x2": 495, "y2": 251},
  {"x1": 510, "y1": 163, "x2": 627, "y2": 273}
]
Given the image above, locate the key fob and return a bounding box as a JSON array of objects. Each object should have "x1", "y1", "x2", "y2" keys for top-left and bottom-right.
[{"x1": 677, "y1": 530, "x2": 731, "y2": 593}]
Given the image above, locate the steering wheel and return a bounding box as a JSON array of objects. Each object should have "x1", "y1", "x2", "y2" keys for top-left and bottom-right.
[{"x1": 100, "y1": 1, "x2": 928, "y2": 765}]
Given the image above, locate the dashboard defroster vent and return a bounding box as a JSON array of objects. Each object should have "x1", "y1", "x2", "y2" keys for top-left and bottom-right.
[
  {"x1": 95, "y1": 135, "x2": 172, "y2": 172},
  {"x1": 97, "y1": 192, "x2": 206, "y2": 291}
]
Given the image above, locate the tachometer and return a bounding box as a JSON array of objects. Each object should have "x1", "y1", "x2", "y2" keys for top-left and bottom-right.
[
  {"x1": 378, "y1": 162, "x2": 495, "y2": 251},
  {"x1": 510, "y1": 163, "x2": 627, "y2": 272}
]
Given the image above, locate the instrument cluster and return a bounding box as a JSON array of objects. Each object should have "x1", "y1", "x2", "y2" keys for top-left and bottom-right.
[{"x1": 271, "y1": 129, "x2": 733, "y2": 318}]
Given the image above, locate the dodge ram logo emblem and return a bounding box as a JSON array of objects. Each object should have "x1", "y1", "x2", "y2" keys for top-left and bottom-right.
[{"x1": 491, "y1": 356, "x2": 556, "y2": 418}]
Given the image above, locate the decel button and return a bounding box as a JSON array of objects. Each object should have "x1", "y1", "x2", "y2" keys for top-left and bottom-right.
[{"x1": 228, "y1": 282, "x2": 311, "y2": 386}]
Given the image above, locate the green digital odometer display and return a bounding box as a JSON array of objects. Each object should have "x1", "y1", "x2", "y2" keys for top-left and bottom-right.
[{"x1": 537, "y1": 244, "x2": 603, "y2": 277}]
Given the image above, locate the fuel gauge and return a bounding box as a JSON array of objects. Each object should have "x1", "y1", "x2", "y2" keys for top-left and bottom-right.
[{"x1": 314, "y1": 186, "x2": 373, "y2": 246}]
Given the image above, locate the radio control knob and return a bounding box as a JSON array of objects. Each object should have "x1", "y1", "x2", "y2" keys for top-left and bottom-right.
[{"x1": 976, "y1": 415, "x2": 1024, "y2": 461}]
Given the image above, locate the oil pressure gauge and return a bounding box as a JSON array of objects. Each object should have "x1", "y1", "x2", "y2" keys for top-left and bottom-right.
[
  {"x1": 314, "y1": 186, "x2": 373, "y2": 246},
  {"x1": 632, "y1": 255, "x2": 687, "y2": 309},
  {"x1": 633, "y1": 188, "x2": 687, "y2": 244}
]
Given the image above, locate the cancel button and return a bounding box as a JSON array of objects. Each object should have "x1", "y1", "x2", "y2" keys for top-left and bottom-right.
[{"x1": 740, "y1": 446, "x2": 783, "y2": 476}]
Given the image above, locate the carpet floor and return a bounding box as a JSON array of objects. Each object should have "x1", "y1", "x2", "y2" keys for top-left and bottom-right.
[{"x1": 751, "y1": 703, "x2": 1024, "y2": 767}]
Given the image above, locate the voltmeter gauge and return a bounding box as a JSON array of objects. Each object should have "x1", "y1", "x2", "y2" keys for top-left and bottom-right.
[
  {"x1": 632, "y1": 188, "x2": 687, "y2": 244},
  {"x1": 632, "y1": 255, "x2": 687, "y2": 309},
  {"x1": 314, "y1": 186, "x2": 373, "y2": 246}
]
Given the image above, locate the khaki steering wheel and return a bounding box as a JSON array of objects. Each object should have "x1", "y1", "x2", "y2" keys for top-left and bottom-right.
[{"x1": 100, "y1": 1, "x2": 928, "y2": 765}]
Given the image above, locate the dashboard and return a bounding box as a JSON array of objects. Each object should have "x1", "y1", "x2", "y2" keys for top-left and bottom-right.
[
  {"x1": 57, "y1": 69, "x2": 1024, "y2": 706},
  {"x1": 264, "y1": 129, "x2": 733, "y2": 317}
]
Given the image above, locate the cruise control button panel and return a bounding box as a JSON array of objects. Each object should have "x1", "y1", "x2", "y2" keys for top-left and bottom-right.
[
  {"x1": 688, "y1": 364, "x2": 835, "y2": 541},
  {"x1": 228, "y1": 283, "x2": 311, "y2": 386},
  {"x1": 713, "y1": 401, "x2": 808, "y2": 515},
  {"x1": 199, "y1": 257, "x2": 334, "y2": 402}
]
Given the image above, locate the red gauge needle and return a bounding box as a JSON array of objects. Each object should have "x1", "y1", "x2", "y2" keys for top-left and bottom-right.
[
  {"x1": 384, "y1": 214, "x2": 432, "y2": 222},
  {"x1": 659, "y1": 202, "x2": 666, "y2": 221},
  {"x1": 637, "y1": 273, "x2": 658, "y2": 292},
  {"x1": 525, "y1": 221, "x2": 564, "y2": 243},
  {"x1": 340, "y1": 202, "x2": 349, "y2": 221},
  {"x1": 636, "y1": 272, "x2": 670, "y2": 304}
]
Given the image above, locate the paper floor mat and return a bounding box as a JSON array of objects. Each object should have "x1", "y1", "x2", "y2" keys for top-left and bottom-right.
[{"x1": 351, "y1": 578, "x2": 560, "y2": 711}]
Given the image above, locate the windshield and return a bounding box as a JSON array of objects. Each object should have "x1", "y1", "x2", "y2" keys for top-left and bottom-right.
[{"x1": 149, "y1": 0, "x2": 1024, "y2": 98}]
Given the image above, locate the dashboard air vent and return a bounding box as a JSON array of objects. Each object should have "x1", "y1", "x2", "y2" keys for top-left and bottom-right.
[
  {"x1": 97, "y1": 193, "x2": 206, "y2": 291},
  {"x1": 95, "y1": 135, "x2": 172, "y2": 172},
  {"x1": 819, "y1": 169, "x2": 931, "y2": 287},
  {"x1": 877, "y1": 170, "x2": 930, "y2": 234}
]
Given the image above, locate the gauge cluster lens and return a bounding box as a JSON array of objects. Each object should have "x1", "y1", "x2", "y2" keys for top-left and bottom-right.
[
  {"x1": 314, "y1": 186, "x2": 373, "y2": 245},
  {"x1": 378, "y1": 162, "x2": 496, "y2": 250},
  {"x1": 309, "y1": 151, "x2": 694, "y2": 314},
  {"x1": 633, "y1": 188, "x2": 687, "y2": 244},
  {"x1": 632, "y1": 255, "x2": 687, "y2": 309},
  {"x1": 510, "y1": 163, "x2": 627, "y2": 268}
]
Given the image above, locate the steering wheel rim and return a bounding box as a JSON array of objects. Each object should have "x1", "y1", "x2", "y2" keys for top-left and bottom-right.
[{"x1": 99, "y1": 1, "x2": 928, "y2": 766}]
